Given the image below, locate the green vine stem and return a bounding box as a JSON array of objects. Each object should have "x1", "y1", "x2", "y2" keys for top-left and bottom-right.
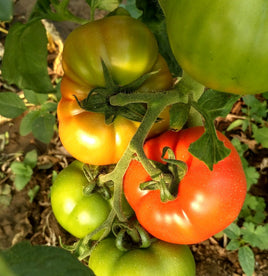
[
  {"x1": 78, "y1": 209, "x2": 117, "y2": 260},
  {"x1": 99, "y1": 88, "x2": 185, "y2": 221},
  {"x1": 114, "y1": 222, "x2": 154, "y2": 251},
  {"x1": 78, "y1": 74, "x2": 209, "y2": 253}
]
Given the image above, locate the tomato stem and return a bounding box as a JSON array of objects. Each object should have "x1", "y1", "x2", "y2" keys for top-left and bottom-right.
[
  {"x1": 99, "y1": 85, "x2": 193, "y2": 220},
  {"x1": 113, "y1": 220, "x2": 154, "y2": 251},
  {"x1": 79, "y1": 209, "x2": 117, "y2": 259},
  {"x1": 98, "y1": 76, "x2": 204, "y2": 232}
]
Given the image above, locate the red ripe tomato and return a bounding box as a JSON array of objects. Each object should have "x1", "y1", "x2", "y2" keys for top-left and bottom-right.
[{"x1": 123, "y1": 127, "x2": 247, "y2": 244}]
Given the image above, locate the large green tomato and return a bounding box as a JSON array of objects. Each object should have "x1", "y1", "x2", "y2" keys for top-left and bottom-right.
[
  {"x1": 51, "y1": 161, "x2": 111, "y2": 239},
  {"x1": 164, "y1": 0, "x2": 268, "y2": 95},
  {"x1": 88, "y1": 238, "x2": 196, "y2": 276}
]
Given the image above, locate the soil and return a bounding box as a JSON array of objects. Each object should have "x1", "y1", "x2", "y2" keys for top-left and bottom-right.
[{"x1": 1, "y1": 1, "x2": 268, "y2": 275}]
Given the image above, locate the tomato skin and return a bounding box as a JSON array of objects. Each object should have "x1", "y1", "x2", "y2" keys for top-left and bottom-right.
[
  {"x1": 165, "y1": 0, "x2": 268, "y2": 95},
  {"x1": 57, "y1": 98, "x2": 141, "y2": 165},
  {"x1": 58, "y1": 15, "x2": 173, "y2": 165},
  {"x1": 62, "y1": 15, "x2": 159, "y2": 87},
  {"x1": 51, "y1": 161, "x2": 111, "y2": 239},
  {"x1": 88, "y1": 238, "x2": 196, "y2": 276},
  {"x1": 123, "y1": 127, "x2": 247, "y2": 244}
]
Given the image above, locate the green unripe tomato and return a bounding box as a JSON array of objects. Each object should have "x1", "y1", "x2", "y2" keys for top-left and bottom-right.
[
  {"x1": 51, "y1": 161, "x2": 111, "y2": 239},
  {"x1": 165, "y1": 0, "x2": 268, "y2": 95},
  {"x1": 89, "y1": 238, "x2": 196, "y2": 276}
]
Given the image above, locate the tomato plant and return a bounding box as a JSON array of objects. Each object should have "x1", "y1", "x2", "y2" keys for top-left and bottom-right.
[
  {"x1": 58, "y1": 15, "x2": 173, "y2": 165},
  {"x1": 51, "y1": 160, "x2": 111, "y2": 239},
  {"x1": 88, "y1": 237, "x2": 196, "y2": 276},
  {"x1": 163, "y1": 0, "x2": 268, "y2": 95},
  {"x1": 123, "y1": 126, "x2": 247, "y2": 244},
  {"x1": 3, "y1": 0, "x2": 268, "y2": 275}
]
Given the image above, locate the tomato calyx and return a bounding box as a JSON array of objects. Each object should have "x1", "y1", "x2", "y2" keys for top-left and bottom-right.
[
  {"x1": 75, "y1": 60, "x2": 158, "y2": 124},
  {"x1": 112, "y1": 220, "x2": 154, "y2": 251},
  {"x1": 82, "y1": 163, "x2": 113, "y2": 200},
  {"x1": 60, "y1": 237, "x2": 93, "y2": 261},
  {"x1": 140, "y1": 147, "x2": 187, "y2": 202}
]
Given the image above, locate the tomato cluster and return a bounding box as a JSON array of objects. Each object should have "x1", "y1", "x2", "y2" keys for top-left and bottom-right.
[{"x1": 51, "y1": 10, "x2": 250, "y2": 276}]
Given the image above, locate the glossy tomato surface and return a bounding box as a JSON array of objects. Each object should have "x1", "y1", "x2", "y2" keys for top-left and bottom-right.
[
  {"x1": 88, "y1": 238, "x2": 196, "y2": 276},
  {"x1": 123, "y1": 127, "x2": 247, "y2": 244},
  {"x1": 58, "y1": 15, "x2": 173, "y2": 165},
  {"x1": 51, "y1": 161, "x2": 111, "y2": 239},
  {"x1": 165, "y1": 0, "x2": 268, "y2": 94}
]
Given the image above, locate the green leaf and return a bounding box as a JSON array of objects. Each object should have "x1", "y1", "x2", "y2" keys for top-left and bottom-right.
[
  {"x1": 10, "y1": 162, "x2": 32, "y2": 177},
  {"x1": 41, "y1": 101, "x2": 58, "y2": 112},
  {"x1": 243, "y1": 95, "x2": 267, "y2": 121},
  {"x1": 13, "y1": 174, "x2": 32, "y2": 191},
  {"x1": 223, "y1": 223, "x2": 241, "y2": 239},
  {"x1": 119, "y1": 0, "x2": 142, "y2": 18},
  {"x1": 2, "y1": 21, "x2": 54, "y2": 93},
  {"x1": 169, "y1": 103, "x2": 190, "y2": 130},
  {"x1": 240, "y1": 194, "x2": 266, "y2": 224},
  {"x1": 0, "y1": 195, "x2": 12, "y2": 206},
  {"x1": 29, "y1": 0, "x2": 88, "y2": 24},
  {"x1": 154, "y1": 21, "x2": 182, "y2": 76},
  {"x1": 20, "y1": 110, "x2": 42, "y2": 136},
  {"x1": 0, "y1": 184, "x2": 12, "y2": 206},
  {"x1": 136, "y1": 0, "x2": 164, "y2": 22},
  {"x1": 136, "y1": 0, "x2": 181, "y2": 76},
  {"x1": 24, "y1": 89, "x2": 48, "y2": 105},
  {"x1": 187, "y1": 107, "x2": 203, "y2": 127},
  {"x1": 178, "y1": 74, "x2": 205, "y2": 127},
  {"x1": 10, "y1": 161, "x2": 33, "y2": 190},
  {"x1": 244, "y1": 164, "x2": 259, "y2": 190},
  {"x1": 0, "y1": 92, "x2": 26, "y2": 118},
  {"x1": 0, "y1": 255, "x2": 15, "y2": 276},
  {"x1": 86, "y1": 0, "x2": 120, "y2": 12},
  {"x1": 226, "y1": 239, "x2": 240, "y2": 251},
  {"x1": 198, "y1": 89, "x2": 240, "y2": 120},
  {"x1": 0, "y1": 241, "x2": 94, "y2": 276},
  {"x1": 28, "y1": 185, "x2": 40, "y2": 203},
  {"x1": 0, "y1": 0, "x2": 13, "y2": 21},
  {"x1": 188, "y1": 127, "x2": 231, "y2": 170},
  {"x1": 238, "y1": 246, "x2": 255, "y2": 276},
  {"x1": 172, "y1": 73, "x2": 204, "y2": 128},
  {"x1": 231, "y1": 137, "x2": 248, "y2": 157},
  {"x1": 242, "y1": 120, "x2": 250, "y2": 132},
  {"x1": 24, "y1": 150, "x2": 38, "y2": 169},
  {"x1": 187, "y1": 89, "x2": 237, "y2": 169},
  {"x1": 262, "y1": 91, "x2": 268, "y2": 99},
  {"x1": 241, "y1": 223, "x2": 268, "y2": 250},
  {"x1": 231, "y1": 138, "x2": 259, "y2": 190},
  {"x1": 226, "y1": 119, "x2": 244, "y2": 131},
  {"x1": 32, "y1": 113, "x2": 56, "y2": 143},
  {"x1": 176, "y1": 72, "x2": 205, "y2": 99},
  {"x1": 245, "y1": 194, "x2": 265, "y2": 214},
  {"x1": 252, "y1": 126, "x2": 268, "y2": 148}
]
